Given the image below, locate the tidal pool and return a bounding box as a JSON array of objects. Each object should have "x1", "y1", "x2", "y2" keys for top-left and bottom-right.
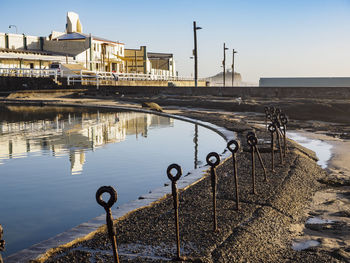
[
  {"x1": 0, "y1": 105, "x2": 227, "y2": 256},
  {"x1": 287, "y1": 131, "x2": 333, "y2": 169}
]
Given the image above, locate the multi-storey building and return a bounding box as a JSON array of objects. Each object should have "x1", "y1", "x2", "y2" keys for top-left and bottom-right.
[{"x1": 0, "y1": 12, "x2": 176, "y2": 77}]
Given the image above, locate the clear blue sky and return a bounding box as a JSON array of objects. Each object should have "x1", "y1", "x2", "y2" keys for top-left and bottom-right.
[{"x1": 1, "y1": 0, "x2": 350, "y2": 83}]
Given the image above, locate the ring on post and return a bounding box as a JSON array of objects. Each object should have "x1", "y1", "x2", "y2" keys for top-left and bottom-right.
[
  {"x1": 96, "y1": 186, "x2": 118, "y2": 210},
  {"x1": 167, "y1": 164, "x2": 182, "y2": 182},
  {"x1": 280, "y1": 117, "x2": 288, "y2": 125},
  {"x1": 227, "y1": 140, "x2": 240, "y2": 153},
  {"x1": 246, "y1": 131, "x2": 256, "y2": 139},
  {"x1": 206, "y1": 152, "x2": 220, "y2": 167},
  {"x1": 268, "y1": 124, "x2": 276, "y2": 133},
  {"x1": 247, "y1": 135, "x2": 258, "y2": 146},
  {"x1": 279, "y1": 113, "x2": 286, "y2": 119}
]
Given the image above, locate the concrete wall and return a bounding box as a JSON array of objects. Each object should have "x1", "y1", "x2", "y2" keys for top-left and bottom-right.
[
  {"x1": 1, "y1": 76, "x2": 350, "y2": 99},
  {"x1": 43, "y1": 39, "x2": 89, "y2": 57},
  {"x1": 0, "y1": 33, "x2": 5, "y2": 48},
  {"x1": 0, "y1": 33, "x2": 41, "y2": 50},
  {"x1": 260, "y1": 77, "x2": 350, "y2": 87},
  {"x1": 104, "y1": 85, "x2": 350, "y2": 99}
]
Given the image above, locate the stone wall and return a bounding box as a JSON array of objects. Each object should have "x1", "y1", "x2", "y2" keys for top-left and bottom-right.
[{"x1": 1, "y1": 76, "x2": 350, "y2": 99}]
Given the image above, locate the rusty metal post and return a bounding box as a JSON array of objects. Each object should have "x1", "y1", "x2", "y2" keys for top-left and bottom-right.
[
  {"x1": 227, "y1": 140, "x2": 240, "y2": 210},
  {"x1": 280, "y1": 114, "x2": 288, "y2": 157},
  {"x1": 264, "y1": 107, "x2": 269, "y2": 130},
  {"x1": 0, "y1": 225, "x2": 4, "y2": 263},
  {"x1": 254, "y1": 144, "x2": 268, "y2": 182},
  {"x1": 96, "y1": 186, "x2": 120, "y2": 263},
  {"x1": 273, "y1": 119, "x2": 284, "y2": 164},
  {"x1": 247, "y1": 135, "x2": 257, "y2": 194},
  {"x1": 166, "y1": 163, "x2": 183, "y2": 261},
  {"x1": 206, "y1": 152, "x2": 221, "y2": 231},
  {"x1": 268, "y1": 124, "x2": 276, "y2": 172}
]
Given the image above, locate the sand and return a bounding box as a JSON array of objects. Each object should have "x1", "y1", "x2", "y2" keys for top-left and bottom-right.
[{"x1": 1, "y1": 93, "x2": 349, "y2": 262}]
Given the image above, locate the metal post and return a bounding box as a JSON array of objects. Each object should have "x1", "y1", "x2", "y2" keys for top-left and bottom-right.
[
  {"x1": 193, "y1": 21, "x2": 201, "y2": 88},
  {"x1": 96, "y1": 186, "x2": 120, "y2": 263},
  {"x1": 167, "y1": 164, "x2": 183, "y2": 261},
  {"x1": 232, "y1": 49, "x2": 237, "y2": 86},
  {"x1": 206, "y1": 152, "x2": 221, "y2": 232},
  {"x1": 223, "y1": 43, "x2": 228, "y2": 87}
]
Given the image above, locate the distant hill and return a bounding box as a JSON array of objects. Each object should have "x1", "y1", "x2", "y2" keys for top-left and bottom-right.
[{"x1": 205, "y1": 70, "x2": 242, "y2": 86}]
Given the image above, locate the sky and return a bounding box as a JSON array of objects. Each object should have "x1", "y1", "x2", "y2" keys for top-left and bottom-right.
[{"x1": 1, "y1": 0, "x2": 350, "y2": 83}]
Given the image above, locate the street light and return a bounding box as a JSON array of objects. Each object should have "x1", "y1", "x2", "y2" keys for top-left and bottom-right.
[
  {"x1": 223, "y1": 43, "x2": 229, "y2": 87},
  {"x1": 232, "y1": 49, "x2": 238, "y2": 86},
  {"x1": 8, "y1": 25, "x2": 17, "y2": 34},
  {"x1": 193, "y1": 21, "x2": 202, "y2": 88}
]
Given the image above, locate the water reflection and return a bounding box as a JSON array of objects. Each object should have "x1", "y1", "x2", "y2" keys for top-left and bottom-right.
[
  {"x1": 0, "y1": 106, "x2": 227, "y2": 256},
  {"x1": 0, "y1": 107, "x2": 173, "y2": 175}
]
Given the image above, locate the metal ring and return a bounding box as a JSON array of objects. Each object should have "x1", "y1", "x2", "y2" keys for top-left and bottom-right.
[
  {"x1": 206, "y1": 152, "x2": 220, "y2": 167},
  {"x1": 246, "y1": 131, "x2": 256, "y2": 139},
  {"x1": 280, "y1": 116, "x2": 288, "y2": 125},
  {"x1": 279, "y1": 113, "x2": 286, "y2": 119},
  {"x1": 269, "y1": 106, "x2": 275, "y2": 113},
  {"x1": 247, "y1": 135, "x2": 258, "y2": 146},
  {"x1": 96, "y1": 186, "x2": 118, "y2": 210},
  {"x1": 227, "y1": 140, "x2": 240, "y2": 153},
  {"x1": 264, "y1": 106, "x2": 269, "y2": 114},
  {"x1": 268, "y1": 123, "x2": 276, "y2": 133},
  {"x1": 267, "y1": 113, "x2": 271, "y2": 120},
  {"x1": 275, "y1": 108, "x2": 281, "y2": 114},
  {"x1": 167, "y1": 163, "x2": 182, "y2": 182}
]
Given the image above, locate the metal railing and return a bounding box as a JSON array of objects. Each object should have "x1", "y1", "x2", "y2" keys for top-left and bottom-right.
[
  {"x1": 0, "y1": 67, "x2": 201, "y2": 86},
  {"x1": 0, "y1": 68, "x2": 59, "y2": 80}
]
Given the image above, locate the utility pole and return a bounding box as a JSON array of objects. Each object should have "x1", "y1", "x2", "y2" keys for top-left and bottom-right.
[
  {"x1": 223, "y1": 43, "x2": 228, "y2": 87},
  {"x1": 193, "y1": 21, "x2": 202, "y2": 88},
  {"x1": 232, "y1": 49, "x2": 237, "y2": 86}
]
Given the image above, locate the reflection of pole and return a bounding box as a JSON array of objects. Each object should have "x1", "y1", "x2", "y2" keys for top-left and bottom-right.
[{"x1": 194, "y1": 124, "x2": 198, "y2": 169}]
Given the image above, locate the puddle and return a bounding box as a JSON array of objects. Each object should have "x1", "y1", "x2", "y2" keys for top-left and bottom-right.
[
  {"x1": 292, "y1": 240, "x2": 320, "y2": 251},
  {"x1": 287, "y1": 131, "x2": 333, "y2": 168},
  {"x1": 306, "y1": 217, "x2": 334, "y2": 224}
]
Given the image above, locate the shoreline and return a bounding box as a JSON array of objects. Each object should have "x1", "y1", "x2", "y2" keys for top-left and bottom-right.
[
  {"x1": 3, "y1": 100, "x2": 235, "y2": 262},
  {"x1": 1, "y1": 96, "x2": 348, "y2": 262}
]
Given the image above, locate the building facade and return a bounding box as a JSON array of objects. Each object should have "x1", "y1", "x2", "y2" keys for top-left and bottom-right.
[{"x1": 0, "y1": 12, "x2": 176, "y2": 77}]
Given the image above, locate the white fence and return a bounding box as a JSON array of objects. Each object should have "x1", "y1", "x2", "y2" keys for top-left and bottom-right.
[
  {"x1": 0, "y1": 68, "x2": 198, "y2": 86},
  {"x1": 0, "y1": 68, "x2": 59, "y2": 80}
]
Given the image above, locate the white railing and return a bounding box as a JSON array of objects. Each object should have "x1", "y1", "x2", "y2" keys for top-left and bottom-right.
[
  {"x1": 0, "y1": 67, "x2": 201, "y2": 86},
  {"x1": 0, "y1": 68, "x2": 59, "y2": 81}
]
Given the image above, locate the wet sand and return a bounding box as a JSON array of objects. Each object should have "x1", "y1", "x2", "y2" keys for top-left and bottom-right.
[{"x1": 1, "y1": 94, "x2": 349, "y2": 262}]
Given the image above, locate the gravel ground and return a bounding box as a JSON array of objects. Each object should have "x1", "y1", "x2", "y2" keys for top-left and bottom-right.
[{"x1": 23, "y1": 105, "x2": 343, "y2": 263}]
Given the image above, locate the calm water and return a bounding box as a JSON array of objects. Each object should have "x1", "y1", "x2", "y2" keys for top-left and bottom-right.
[{"x1": 0, "y1": 106, "x2": 226, "y2": 256}]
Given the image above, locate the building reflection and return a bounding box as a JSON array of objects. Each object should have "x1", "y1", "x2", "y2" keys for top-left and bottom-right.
[{"x1": 0, "y1": 111, "x2": 173, "y2": 175}]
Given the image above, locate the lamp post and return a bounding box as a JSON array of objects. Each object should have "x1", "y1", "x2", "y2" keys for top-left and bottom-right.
[
  {"x1": 232, "y1": 49, "x2": 238, "y2": 86},
  {"x1": 193, "y1": 21, "x2": 202, "y2": 88},
  {"x1": 8, "y1": 25, "x2": 17, "y2": 34},
  {"x1": 223, "y1": 43, "x2": 229, "y2": 87}
]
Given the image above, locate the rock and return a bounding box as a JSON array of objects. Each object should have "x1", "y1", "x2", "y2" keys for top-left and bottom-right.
[{"x1": 141, "y1": 102, "x2": 163, "y2": 112}]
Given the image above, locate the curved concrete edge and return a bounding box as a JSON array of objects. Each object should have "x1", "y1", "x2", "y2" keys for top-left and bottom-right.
[{"x1": 4, "y1": 102, "x2": 236, "y2": 263}]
